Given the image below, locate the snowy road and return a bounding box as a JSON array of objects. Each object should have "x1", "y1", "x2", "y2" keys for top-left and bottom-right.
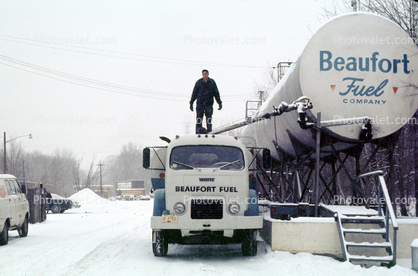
[{"x1": 0, "y1": 189, "x2": 415, "y2": 276}]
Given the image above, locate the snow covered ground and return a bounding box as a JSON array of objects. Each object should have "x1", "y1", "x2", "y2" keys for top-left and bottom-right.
[{"x1": 0, "y1": 189, "x2": 416, "y2": 276}]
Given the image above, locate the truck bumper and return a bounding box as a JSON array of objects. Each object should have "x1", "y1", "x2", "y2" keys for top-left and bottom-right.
[{"x1": 151, "y1": 215, "x2": 263, "y2": 230}]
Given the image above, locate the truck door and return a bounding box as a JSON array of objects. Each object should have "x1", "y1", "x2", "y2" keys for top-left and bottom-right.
[
  {"x1": 0, "y1": 181, "x2": 10, "y2": 228},
  {"x1": 12, "y1": 180, "x2": 25, "y2": 224},
  {"x1": 5, "y1": 180, "x2": 18, "y2": 226}
]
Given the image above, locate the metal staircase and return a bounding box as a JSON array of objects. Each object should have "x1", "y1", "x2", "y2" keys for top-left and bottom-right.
[{"x1": 335, "y1": 171, "x2": 398, "y2": 266}]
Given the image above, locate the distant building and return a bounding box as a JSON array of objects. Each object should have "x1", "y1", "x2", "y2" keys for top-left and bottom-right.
[{"x1": 116, "y1": 180, "x2": 145, "y2": 199}]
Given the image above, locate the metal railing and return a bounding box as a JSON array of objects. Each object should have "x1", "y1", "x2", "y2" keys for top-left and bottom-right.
[{"x1": 352, "y1": 170, "x2": 398, "y2": 264}]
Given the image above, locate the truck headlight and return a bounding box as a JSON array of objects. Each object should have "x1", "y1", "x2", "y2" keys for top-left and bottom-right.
[
  {"x1": 228, "y1": 203, "x2": 240, "y2": 215},
  {"x1": 173, "y1": 202, "x2": 186, "y2": 215}
]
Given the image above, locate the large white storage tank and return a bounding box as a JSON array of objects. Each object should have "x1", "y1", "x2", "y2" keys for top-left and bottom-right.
[{"x1": 243, "y1": 13, "x2": 418, "y2": 160}]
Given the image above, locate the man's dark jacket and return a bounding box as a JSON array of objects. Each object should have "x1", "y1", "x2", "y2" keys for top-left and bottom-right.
[{"x1": 190, "y1": 78, "x2": 222, "y2": 107}]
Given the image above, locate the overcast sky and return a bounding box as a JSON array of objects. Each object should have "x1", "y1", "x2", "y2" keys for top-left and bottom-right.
[{"x1": 0, "y1": 0, "x2": 336, "y2": 165}]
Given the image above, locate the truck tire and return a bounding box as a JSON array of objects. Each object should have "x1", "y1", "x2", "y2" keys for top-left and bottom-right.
[
  {"x1": 152, "y1": 230, "x2": 168, "y2": 257},
  {"x1": 242, "y1": 229, "x2": 257, "y2": 256},
  {"x1": 18, "y1": 216, "x2": 29, "y2": 237},
  {"x1": 51, "y1": 205, "x2": 61, "y2": 214},
  {"x1": 0, "y1": 222, "x2": 9, "y2": 245}
]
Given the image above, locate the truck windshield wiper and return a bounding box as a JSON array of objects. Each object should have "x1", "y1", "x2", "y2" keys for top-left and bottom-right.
[
  {"x1": 172, "y1": 161, "x2": 195, "y2": 169},
  {"x1": 218, "y1": 160, "x2": 240, "y2": 170}
]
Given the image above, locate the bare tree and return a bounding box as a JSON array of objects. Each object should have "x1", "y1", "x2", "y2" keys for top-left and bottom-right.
[
  {"x1": 3, "y1": 139, "x2": 25, "y2": 180},
  {"x1": 25, "y1": 150, "x2": 52, "y2": 185},
  {"x1": 82, "y1": 156, "x2": 99, "y2": 189},
  {"x1": 361, "y1": 0, "x2": 417, "y2": 44},
  {"x1": 72, "y1": 158, "x2": 83, "y2": 192},
  {"x1": 50, "y1": 148, "x2": 76, "y2": 196},
  {"x1": 322, "y1": 0, "x2": 418, "y2": 46},
  {"x1": 104, "y1": 143, "x2": 150, "y2": 193},
  {"x1": 253, "y1": 62, "x2": 279, "y2": 101},
  {"x1": 24, "y1": 148, "x2": 78, "y2": 196}
]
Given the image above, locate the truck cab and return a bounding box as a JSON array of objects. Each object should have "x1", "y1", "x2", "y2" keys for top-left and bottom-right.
[
  {"x1": 0, "y1": 174, "x2": 30, "y2": 245},
  {"x1": 144, "y1": 134, "x2": 265, "y2": 256}
]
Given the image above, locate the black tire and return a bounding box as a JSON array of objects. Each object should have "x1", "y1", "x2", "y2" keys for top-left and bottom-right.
[
  {"x1": 242, "y1": 230, "x2": 257, "y2": 256},
  {"x1": 51, "y1": 205, "x2": 61, "y2": 214},
  {"x1": 18, "y1": 216, "x2": 29, "y2": 237},
  {"x1": 0, "y1": 221, "x2": 9, "y2": 245},
  {"x1": 152, "y1": 230, "x2": 168, "y2": 256},
  {"x1": 59, "y1": 210, "x2": 65, "y2": 213}
]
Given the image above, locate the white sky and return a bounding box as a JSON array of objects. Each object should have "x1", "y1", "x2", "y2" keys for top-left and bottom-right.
[{"x1": 0, "y1": 0, "x2": 337, "y2": 165}]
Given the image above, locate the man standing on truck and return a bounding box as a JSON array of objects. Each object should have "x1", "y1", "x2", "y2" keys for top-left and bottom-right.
[{"x1": 190, "y1": 69, "x2": 222, "y2": 134}]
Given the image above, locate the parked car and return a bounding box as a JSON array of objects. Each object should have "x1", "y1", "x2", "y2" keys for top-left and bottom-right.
[
  {"x1": 139, "y1": 195, "x2": 151, "y2": 201},
  {"x1": 46, "y1": 194, "x2": 75, "y2": 214},
  {"x1": 0, "y1": 174, "x2": 30, "y2": 245}
]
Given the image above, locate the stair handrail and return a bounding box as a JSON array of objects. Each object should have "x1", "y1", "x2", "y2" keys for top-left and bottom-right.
[{"x1": 353, "y1": 170, "x2": 398, "y2": 265}]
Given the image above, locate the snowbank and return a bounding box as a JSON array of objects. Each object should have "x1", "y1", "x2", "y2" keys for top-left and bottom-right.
[
  {"x1": 1, "y1": 199, "x2": 415, "y2": 275},
  {"x1": 69, "y1": 188, "x2": 109, "y2": 205}
]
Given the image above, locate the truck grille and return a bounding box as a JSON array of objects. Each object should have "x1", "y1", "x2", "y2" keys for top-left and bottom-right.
[{"x1": 191, "y1": 199, "x2": 223, "y2": 219}]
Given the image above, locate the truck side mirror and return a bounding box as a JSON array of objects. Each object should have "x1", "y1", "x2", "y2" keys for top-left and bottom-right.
[
  {"x1": 262, "y1": 149, "x2": 271, "y2": 169},
  {"x1": 143, "y1": 148, "x2": 151, "y2": 169}
]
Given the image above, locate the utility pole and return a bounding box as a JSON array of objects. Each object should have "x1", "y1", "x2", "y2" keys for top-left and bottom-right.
[
  {"x1": 3, "y1": 132, "x2": 32, "y2": 174},
  {"x1": 97, "y1": 162, "x2": 104, "y2": 196}
]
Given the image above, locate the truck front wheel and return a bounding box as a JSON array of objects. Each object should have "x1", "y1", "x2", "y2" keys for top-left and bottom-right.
[
  {"x1": 0, "y1": 221, "x2": 9, "y2": 245},
  {"x1": 18, "y1": 216, "x2": 29, "y2": 237},
  {"x1": 242, "y1": 229, "x2": 257, "y2": 256},
  {"x1": 152, "y1": 230, "x2": 168, "y2": 257}
]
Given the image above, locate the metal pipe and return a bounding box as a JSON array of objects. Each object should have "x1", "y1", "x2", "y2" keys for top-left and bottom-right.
[
  {"x1": 378, "y1": 175, "x2": 399, "y2": 230},
  {"x1": 320, "y1": 116, "x2": 371, "y2": 127},
  {"x1": 211, "y1": 96, "x2": 313, "y2": 135}
]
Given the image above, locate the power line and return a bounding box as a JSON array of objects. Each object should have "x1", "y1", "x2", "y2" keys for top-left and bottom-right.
[
  {"x1": 0, "y1": 54, "x2": 178, "y2": 98},
  {"x1": 0, "y1": 35, "x2": 270, "y2": 69},
  {"x1": 0, "y1": 54, "x2": 247, "y2": 101}
]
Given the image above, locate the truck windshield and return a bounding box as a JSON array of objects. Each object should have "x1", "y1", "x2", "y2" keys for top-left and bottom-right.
[{"x1": 170, "y1": 145, "x2": 245, "y2": 170}]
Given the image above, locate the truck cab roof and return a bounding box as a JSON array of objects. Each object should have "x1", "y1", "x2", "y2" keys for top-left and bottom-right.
[{"x1": 167, "y1": 134, "x2": 245, "y2": 149}]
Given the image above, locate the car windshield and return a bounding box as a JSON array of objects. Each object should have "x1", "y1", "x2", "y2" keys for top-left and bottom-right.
[{"x1": 170, "y1": 145, "x2": 245, "y2": 170}]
